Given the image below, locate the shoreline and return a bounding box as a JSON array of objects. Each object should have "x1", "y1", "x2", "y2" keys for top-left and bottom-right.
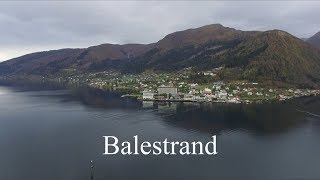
[{"x1": 1, "y1": 77, "x2": 320, "y2": 104}]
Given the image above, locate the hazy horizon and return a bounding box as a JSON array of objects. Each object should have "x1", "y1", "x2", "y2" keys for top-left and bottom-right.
[{"x1": 1, "y1": 1, "x2": 320, "y2": 61}]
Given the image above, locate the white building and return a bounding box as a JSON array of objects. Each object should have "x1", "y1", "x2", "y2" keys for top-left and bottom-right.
[
  {"x1": 190, "y1": 83, "x2": 198, "y2": 88},
  {"x1": 142, "y1": 90, "x2": 154, "y2": 100},
  {"x1": 218, "y1": 90, "x2": 228, "y2": 100},
  {"x1": 204, "y1": 72, "x2": 216, "y2": 76},
  {"x1": 203, "y1": 88, "x2": 212, "y2": 94},
  {"x1": 213, "y1": 85, "x2": 221, "y2": 90},
  {"x1": 184, "y1": 94, "x2": 194, "y2": 101}
]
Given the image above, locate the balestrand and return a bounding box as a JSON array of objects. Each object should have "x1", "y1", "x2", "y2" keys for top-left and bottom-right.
[{"x1": 103, "y1": 135, "x2": 218, "y2": 155}]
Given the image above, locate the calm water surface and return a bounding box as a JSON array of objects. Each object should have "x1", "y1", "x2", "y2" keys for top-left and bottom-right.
[{"x1": 0, "y1": 84, "x2": 320, "y2": 180}]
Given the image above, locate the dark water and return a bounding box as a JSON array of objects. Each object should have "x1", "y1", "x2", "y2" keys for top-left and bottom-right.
[{"x1": 0, "y1": 84, "x2": 320, "y2": 180}]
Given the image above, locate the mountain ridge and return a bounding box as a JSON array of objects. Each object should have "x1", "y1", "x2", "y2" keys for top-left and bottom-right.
[
  {"x1": 307, "y1": 31, "x2": 320, "y2": 48},
  {"x1": 1, "y1": 24, "x2": 320, "y2": 88}
]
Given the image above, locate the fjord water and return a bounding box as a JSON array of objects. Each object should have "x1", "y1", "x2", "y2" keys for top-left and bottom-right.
[{"x1": 0, "y1": 85, "x2": 320, "y2": 180}]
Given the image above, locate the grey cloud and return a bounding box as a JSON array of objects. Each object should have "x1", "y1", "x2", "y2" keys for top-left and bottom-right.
[{"x1": 0, "y1": 1, "x2": 319, "y2": 61}]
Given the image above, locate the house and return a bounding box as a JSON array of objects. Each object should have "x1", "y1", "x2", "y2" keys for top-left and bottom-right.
[
  {"x1": 203, "y1": 88, "x2": 212, "y2": 94},
  {"x1": 143, "y1": 90, "x2": 154, "y2": 100},
  {"x1": 256, "y1": 92, "x2": 263, "y2": 96},
  {"x1": 204, "y1": 71, "x2": 216, "y2": 76},
  {"x1": 218, "y1": 90, "x2": 228, "y2": 100},
  {"x1": 212, "y1": 81, "x2": 224, "y2": 90},
  {"x1": 213, "y1": 85, "x2": 221, "y2": 91},
  {"x1": 193, "y1": 95, "x2": 208, "y2": 102},
  {"x1": 184, "y1": 94, "x2": 194, "y2": 101},
  {"x1": 190, "y1": 83, "x2": 198, "y2": 89}
]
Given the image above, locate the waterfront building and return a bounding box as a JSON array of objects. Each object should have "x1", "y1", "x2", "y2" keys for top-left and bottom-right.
[
  {"x1": 184, "y1": 94, "x2": 194, "y2": 101},
  {"x1": 193, "y1": 95, "x2": 207, "y2": 102},
  {"x1": 142, "y1": 90, "x2": 155, "y2": 100}
]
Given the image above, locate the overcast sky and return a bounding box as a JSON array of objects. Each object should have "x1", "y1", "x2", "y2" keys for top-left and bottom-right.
[{"x1": 0, "y1": 1, "x2": 320, "y2": 61}]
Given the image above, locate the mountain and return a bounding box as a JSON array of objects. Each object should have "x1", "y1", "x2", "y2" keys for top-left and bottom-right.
[
  {"x1": 1, "y1": 24, "x2": 256, "y2": 74},
  {"x1": 1, "y1": 24, "x2": 320, "y2": 87},
  {"x1": 74, "y1": 43, "x2": 154, "y2": 71},
  {"x1": 0, "y1": 43, "x2": 154, "y2": 75},
  {"x1": 155, "y1": 24, "x2": 256, "y2": 50},
  {"x1": 124, "y1": 24, "x2": 258, "y2": 72},
  {"x1": 0, "y1": 48, "x2": 84, "y2": 75},
  {"x1": 307, "y1": 31, "x2": 320, "y2": 48},
  {"x1": 224, "y1": 30, "x2": 320, "y2": 86},
  {"x1": 127, "y1": 29, "x2": 320, "y2": 87}
]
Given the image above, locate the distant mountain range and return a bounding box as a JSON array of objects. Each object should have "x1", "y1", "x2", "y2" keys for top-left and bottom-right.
[
  {"x1": 1, "y1": 24, "x2": 320, "y2": 88},
  {"x1": 307, "y1": 31, "x2": 320, "y2": 48}
]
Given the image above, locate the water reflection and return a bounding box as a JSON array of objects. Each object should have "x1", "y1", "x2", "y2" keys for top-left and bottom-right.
[
  {"x1": 161, "y1": 102, "x2": 305, "y2": 135},
  {"x1": 68, "y1": 88, "x2": 310, "y2": 135},
  {"x1": 5, "y1": 83, "x2": 313, "y2": 135}
]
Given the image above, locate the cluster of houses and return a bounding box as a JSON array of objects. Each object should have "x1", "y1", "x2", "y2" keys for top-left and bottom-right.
[
  {"x1": 142, "y1": 80, "x2": 320, "y2": 103},
  {"x1": 44, "y1": 69, "x2": 320, "y2": 104},
  {"x1": 142, "y1": 82, "x2": 241, "y2": 103}
]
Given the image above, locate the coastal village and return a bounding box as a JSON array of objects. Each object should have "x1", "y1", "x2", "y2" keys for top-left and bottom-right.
[
  {"x1": 1, "y1": 67, "x2": 320, "y2": 104},
  {"x1": 51, "y1": 67, "x2": 320, "y2": 104},
  {"x1": 136, "y1": 82, "x2": 319, "y2": 104}
]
